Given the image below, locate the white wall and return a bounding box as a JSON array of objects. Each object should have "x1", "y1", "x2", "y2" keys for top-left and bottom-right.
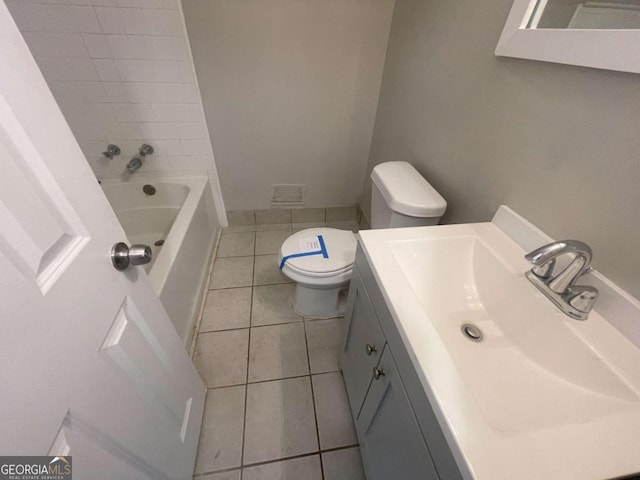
[
  {"x1": 364, "y1": 0, "x2": 640, "y2": 298},
  {"x1": 182, "y1": 0, "x2": 395, "y2": 211},
  {"x1": 5, "y1": 0, "x2": 224, "y2": 212}
]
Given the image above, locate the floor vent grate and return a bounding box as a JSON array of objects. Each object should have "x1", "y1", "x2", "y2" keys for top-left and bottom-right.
[{"x1": 271, "y1": 184, "x2": 305, "y2": 207}]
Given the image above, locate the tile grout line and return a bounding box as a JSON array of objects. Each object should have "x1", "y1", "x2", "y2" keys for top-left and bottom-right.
[
  {"x1": 239, "y1": 239, "x2": 256, "y2": 480},
  {"x1": 203, "y1": 369, "x2": 342, "y2": 391},
  {"x1": 303, "y1": 319, "x2": 325, "y2": 480},
  {"x1": 194, "y1": 443, "x2": 360, "y2": 479}
]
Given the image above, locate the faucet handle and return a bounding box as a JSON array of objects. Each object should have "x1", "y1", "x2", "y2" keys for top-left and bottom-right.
[
  {"x1": 566, "y1": 285, "x2": 599, "y2": 317},
  {"x1": 102, "y1": 144, "x2": 121, "y2": 159},
  {"x1": 531, "y1": 258, "x2": 556, "y2": 280},
  {"x1": 139, "y1": 143, "x2": 154, "y2": 156}
]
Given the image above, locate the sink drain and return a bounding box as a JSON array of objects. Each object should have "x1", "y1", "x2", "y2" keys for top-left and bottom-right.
[
  {"x1": 154, "y1": 239, "x2": 165, "y2": 246},
  {"x1": 461, "y1": 323, "x2": 483, "y2": 342}
]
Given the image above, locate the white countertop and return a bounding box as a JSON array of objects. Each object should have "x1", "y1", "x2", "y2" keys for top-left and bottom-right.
[{"x1": 357, "y1": 206, "x2": 640, "y2": 480}]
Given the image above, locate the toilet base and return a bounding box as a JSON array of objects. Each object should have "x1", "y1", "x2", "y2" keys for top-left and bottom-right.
[{"x1": 293, "y1": 281, "x2": 350, "y2": 318}]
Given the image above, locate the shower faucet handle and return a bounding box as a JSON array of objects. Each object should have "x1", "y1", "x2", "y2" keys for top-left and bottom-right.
[
  {"x1": 102, "y1": 144, "x2": 121, "y2": 159},
  {"x1": 139, "y1": 144, "x2": 154, "y2": 156}
]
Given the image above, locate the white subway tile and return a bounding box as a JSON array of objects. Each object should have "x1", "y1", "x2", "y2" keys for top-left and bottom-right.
[
  {"x1": 106, "y1": 35, "x2": 155, "y2": 59},
  {"x1": 83, "y1": 34, "x2": 112, "y2": 58},
  {"x1": 131, "y1": 103, "x2": 155, "y2": 121},
  {"x1": 119, "y1": 121, "x2": 143, "y2": 139},
  {"x1": 91, "y1": 0, "x2": 117, "y2": 6},
  {"x1": 150, "y1": 139, "x2": 182, "y2": 155},
  {"x1": 152, "y1": 156, "x2": 187, "y2": 171},
  {"x1": 23, "y1": 32, "x2": 88, "y2": 58},
  {"x1": 115, "y1": 0, "x2": 142, "y2": 7},
  {"x1": 50, "y1": 81, "x2": 108, "y2": 103},
  {"x1": 95, "y1": 7, "x2": 125, "y2": 33},
  {"x1": 142, "y1": 9, "x2": 181, "y2": 36},
  {"x1": 112, "y1": 103, "x2": 137, "y2": 122},
  {"x1": 180, "y1": 138, "x2": 211, "y2": 155},
  {"x1": 160, "y1": 0, "x2": 178, "y2": 10},
  {"x1": 151, "y1": 36, "x2": 176, "y2": 60},
  {"x1": 184, "y1": 155, "x2": 213, "y2": 169},
  {"x1": 174, "y1": 122, "x2": 208, "y2": 139},
  {"x1": 124, "y1": 82, "x2": 165, "y2": 102},
  {"x1": 120, "y1": 8, "x2": 148, "y2": 34},
  {"x1": 103, "y1": 82, "x2": 128, "y2": 102},
  {"x1": 68, "y1": 6, "x2": 102, "y2": 33},
  {"x1": 114, "y1": 59, "x2": 144, "y2": 81},
  {"x1": 172, "y1": 37, "x2": 189, "y2": 60},
  {"x1": 38, "y1": 57, "x2": 99, "y2": 81},
  {"x1": 79, "y1": 121, "x2": 121, "y2": 141},
  {"x1": 178, "y1": 61, "x2": 194, "y2": 83},
  {"x1": 93, "y1": 59, "x2": 121, "y2": 81},
  {"x1": 7, "y1": 3, "x2": 66, "y2": 32},
  {"x1": 104, "y1": 35, "x2": 129, "y2": 58},
  {"x1": 64, "y1": 103, "x2": 116, "y2": 125},
  {"x1": 140, "y1": 121, "x2": 207, "y2": 139},
  {"x1": 151, "y1": 103, "x2": 201, "y2": 122},
  {"x1": 53, "y1": 5, "x2": 85, "y2": 32},
  {"x1": 164, "y1": 83, "x2": 199, "y2": 103},
  {"x1": 140, "y1": 0, "x2": 163, "y2": 9},
  {"x1": 139, "y1": 122, "x2": 174, "y2": 138}
]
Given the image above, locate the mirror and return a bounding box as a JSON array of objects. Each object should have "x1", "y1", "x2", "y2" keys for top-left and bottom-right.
[
  {"x1": 496, "y1": 0, "x2": 640, "y2": 73},
  {"x1": 528, "y1": 0, "x2": 640, "y2": 29}
]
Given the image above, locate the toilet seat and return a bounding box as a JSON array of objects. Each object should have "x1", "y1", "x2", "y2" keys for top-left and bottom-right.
[{"x1": 279, "y1": 228, "x2": 356, "y2": 281}]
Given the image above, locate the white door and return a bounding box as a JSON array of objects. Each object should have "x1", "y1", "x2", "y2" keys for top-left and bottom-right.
[{"x1": 0, "y1": 4, "x2": 206, "y2": 479}]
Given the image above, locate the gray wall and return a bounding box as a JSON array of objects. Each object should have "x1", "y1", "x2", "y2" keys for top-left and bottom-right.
[
  {"x1": 183, "y1": 0, "x2": 394, "y2": 211},
  {"x1": 364, "y1": 0, "x2": 640, "y2": 297}
]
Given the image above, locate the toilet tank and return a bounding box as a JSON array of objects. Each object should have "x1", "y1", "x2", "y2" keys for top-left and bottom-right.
[{"x1": 370, "y1": 161, "x2": 447, "y2": 229}]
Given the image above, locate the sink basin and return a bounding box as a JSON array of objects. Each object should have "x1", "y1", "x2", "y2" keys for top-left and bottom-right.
[
  {"x1": 388, "y1": 234, "x2": 639, "y2": 432},
  {"x1": 359, "y1": 210, "x2": 640, "y2": 479}
]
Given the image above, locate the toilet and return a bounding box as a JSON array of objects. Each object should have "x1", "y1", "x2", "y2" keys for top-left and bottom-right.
[{"x1": 278, "y1": 161, "x2": 447, "y2": 318}]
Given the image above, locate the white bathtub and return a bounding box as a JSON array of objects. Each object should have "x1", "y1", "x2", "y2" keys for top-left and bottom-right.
[{"x1": 102, "y1": 175, "x2": 217, "y2": 348}]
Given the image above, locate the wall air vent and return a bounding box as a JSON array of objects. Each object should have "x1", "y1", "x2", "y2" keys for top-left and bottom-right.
[{"x1": 271, "y1": 184, "x2": 305, "y2": 207}]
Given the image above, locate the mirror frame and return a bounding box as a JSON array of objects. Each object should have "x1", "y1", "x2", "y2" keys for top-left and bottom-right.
[{"x1": 495, "y1": 0, "x2": 640, "y2": 74}]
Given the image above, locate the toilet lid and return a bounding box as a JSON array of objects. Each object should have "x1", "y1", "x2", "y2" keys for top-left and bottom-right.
[{"x1": 280, "y1": 228, "x2": 356, "y2": 277}]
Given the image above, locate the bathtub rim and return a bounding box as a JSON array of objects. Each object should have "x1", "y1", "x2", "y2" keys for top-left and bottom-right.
[{"x1": 101, "y1": 174, "x2": 210, "y2": 296}]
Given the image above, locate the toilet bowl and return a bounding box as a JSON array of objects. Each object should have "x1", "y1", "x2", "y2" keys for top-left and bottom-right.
[
  {"x1": 278, "y1": 227, "x2": 356, "y2": 318},
  {"x1": 278, "y1": 161, "x2": 447, "y2": 318}
]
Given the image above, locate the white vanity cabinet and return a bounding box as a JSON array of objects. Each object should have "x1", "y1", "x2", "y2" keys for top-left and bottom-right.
[{"x1": 341, "y1": 245, "x2": 464, "y2": 480}]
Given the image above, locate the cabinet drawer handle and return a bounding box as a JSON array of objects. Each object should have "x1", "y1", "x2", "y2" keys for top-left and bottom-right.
[
  {"x1": 373, "y1": 367, "x2": 385, "y2": 380},
  {"x1": 365, "y1": 344, "x2": 377, "y2": 356}
]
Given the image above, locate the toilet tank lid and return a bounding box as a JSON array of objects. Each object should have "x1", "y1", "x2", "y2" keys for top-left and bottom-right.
[{"x1": 371, "y1": 161, "x2": 447, "y2": 217}]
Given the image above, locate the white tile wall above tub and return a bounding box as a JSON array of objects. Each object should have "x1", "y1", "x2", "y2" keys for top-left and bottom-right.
[
  {"x1": 82, "y1": 34, "x2": 112, "y2": 58},
  {"x1": 93, "y1": 59, "x2": 121, "y2": 81},
  {"x1": 37, "y1": 57, "x2": 99, "y2": 81},
  {"x1": 103, "y1": 82, "x2": 128, "y2": 102},
  {"x1": 143, "y1": 9, "x2": 182, "y2": 36},
  {"x1": 8, "y1": 0, "x2": 220, "y2": 183},
  {"x1": 180, "y1": 138, "x2": 211, "y2": 155},
  {"x1": 131, "y1": 103, "x2": 156, "y2": 121},
  {"x1": 95, "y1": 7, "x2": 126, "y2": 33},
  {"x1": 151, "y1": 104, "x2": 202, "y2": 122},
  {"x1": 121, "y1": 8, "x2": 149, "y2": 35},
  {"x1": 67, "y1": 5, "x2": 102, "y2": 33},
  {"x1": 49, "y1": 81, "x2": 108, "y2": 104},
  {"x1": 22, "y1": 32, "x2": 88, "y2": 58}
]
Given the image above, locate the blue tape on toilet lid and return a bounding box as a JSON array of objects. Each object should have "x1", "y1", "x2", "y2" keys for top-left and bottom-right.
[{"x1": 280, "y1": 228, "x2": 356, "y2": 275}]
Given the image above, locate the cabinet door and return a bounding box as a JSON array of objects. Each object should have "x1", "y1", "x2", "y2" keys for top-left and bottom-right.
[
  {"x1": 358, "y1": 346, "x2": 439, "y2": 480},
  {"x1": 340, "y1": 267, "x2": 387, "y2": 418}
]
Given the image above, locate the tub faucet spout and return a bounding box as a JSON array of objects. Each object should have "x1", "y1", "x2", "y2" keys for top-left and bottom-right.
[{"x1": 127, "y1": 156, "x2": 143, "y2": 174}]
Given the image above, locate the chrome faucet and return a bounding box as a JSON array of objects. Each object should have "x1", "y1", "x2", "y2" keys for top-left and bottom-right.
[
  {"x1": 126, "y1": 156, "x2": 143, "y2": 173},
  {"x1": 524, "y1": 240, "x2": 598, "y2": 320}
]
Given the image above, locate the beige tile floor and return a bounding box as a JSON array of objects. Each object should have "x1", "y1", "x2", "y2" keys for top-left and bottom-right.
[{"x1": 192, "y1": 224, "x2": 366, "y2": 480}]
